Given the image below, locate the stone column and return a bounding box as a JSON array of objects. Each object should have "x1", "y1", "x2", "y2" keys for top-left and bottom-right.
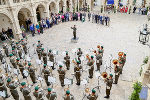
[
  {"x1": 70, "y1": 0, "x2": 73, "y2": 12},
  {"x1": 64, "y1": 0, "x2": 67, "y2": 12},
  {"x1": 56, "y1": 2, "x2": 60, "y2": 13},
  {"x1": 45, "y1": 2, "x2": 50, "y2": 18}
]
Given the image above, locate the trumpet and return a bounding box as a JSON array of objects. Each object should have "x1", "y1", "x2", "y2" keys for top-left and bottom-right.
[
  {"x1": 113, "y1": 59, "x2": 118, "y2": 65},
  {"x1": 72, "y1": 59, "x2": 77, "y2": 65},
  {"x1": 85, "y1": 88, "x2": 90, "y2": 93}
]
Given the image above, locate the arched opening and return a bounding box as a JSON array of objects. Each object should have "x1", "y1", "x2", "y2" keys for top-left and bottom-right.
[
  {"x1": 66, "y1": 0, "x2": 70, "y2": 12},
  {"x1": 0, "y1": 13, "x2": 14, "y2": 40},
  {"x1": 36, "y1": 4, "x2": 45, "y2": 22},
  {"x1": 59, "y1": 0, "x2": 64, "y2": 13},
  {"x1": 18, "y1": 8, "x2": 32, "y2": 32},
  {"x1": 49, "y1": 2, "x2": 56, "y2": 15}
]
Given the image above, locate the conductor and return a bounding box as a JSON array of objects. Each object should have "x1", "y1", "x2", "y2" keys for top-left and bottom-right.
[{"x1": 71, "y1": 25, "x2": 77, "y2": 39}]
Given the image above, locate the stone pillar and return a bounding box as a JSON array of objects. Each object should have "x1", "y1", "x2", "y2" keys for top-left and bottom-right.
[
  {"x1": 88, "y1": 0, "x2": 91, "y2": 12},
  {"x1": 70, "y1": 0, "x2": 73, "y2": 12},
  {"x1": 56, "y1": 2, "x2": 60, "y2": 13},
  {"x1": 45, "y1": 2, "x2": 50, "y2": 18},
  {"x1": 64, "y1": 0, "x2": 67, "y2": 12}
]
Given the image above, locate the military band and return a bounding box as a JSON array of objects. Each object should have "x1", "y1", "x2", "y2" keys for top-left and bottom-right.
[{"x1": 0, "y1": 39, "x2": 127, "y2": 99}]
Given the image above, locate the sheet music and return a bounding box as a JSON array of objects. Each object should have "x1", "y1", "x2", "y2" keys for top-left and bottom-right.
[
  {"x1": 38, "y1": 76, "x2": 44, "y2": 81},
  {"x1": 14, "y1": 69, "x2": 19, "y2": 75},
  {"x1": 47, "y1": 61, "x2": 53, "y2": 66},
  {"x1": 23, "y1": 70, "x2": 29, "y2": 77},
  {"x1": 94, "y1": 72, "x2": 101, "y2": 79},
  {"x1": 26, "y1": 56, "x2": 31, "y2": 61},
  {"x1": 64, "y1": 79, "x2": 72, "y2": 85},
  {"x1": 36, "y1": 59, "x2": 41, "y2": 65},
  {"x1": 81, "y1": 79, "x2": 88, "y2": 85},
  {"x1": 0, "y1": 91, "x2": 6, "y2": 97},
  {"x1": 48, "y1": 76, "x2": 56, "y2": 83}
]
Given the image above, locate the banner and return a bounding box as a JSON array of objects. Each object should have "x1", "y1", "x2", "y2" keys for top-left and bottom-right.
[{"x1": 107, "y1": 0, "x2": 114, "y2": 4}]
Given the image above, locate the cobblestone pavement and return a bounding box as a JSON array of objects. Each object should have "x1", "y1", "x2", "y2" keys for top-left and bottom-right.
[{"x1": 1, "y1": 13, "x2": 150, "y2": 100}]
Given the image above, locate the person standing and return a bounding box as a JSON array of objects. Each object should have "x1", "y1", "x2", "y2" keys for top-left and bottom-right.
[
  {"x1": 36, "y1": 45, "x2": 42, "y2": 60},
  {"x1": 41, "y1": 48, "x2": 47, "y2": 65},
  {"x1": 57, "y1": 65, "x2": 66, "y2": 87},
  {"x1": 133, "y1": 6, "x2": 137, "y2": 13},
  {"x1": 104, "y1": 74, "x2": 113, "y2": 98},
  {"x1": 29, "y1": 23, "x2": 35, "y2": 37},
  {"x1": 42, "y1": 64, "x2": 51, "y2": 86},
  {"x1": 33, "y1": 86, "x2": 44, "y2": 100},
  {"x1": 20, "y1": 82, "x2": 32, "y2": 100},
  {"x1": 7, "y1": 27, "x2": 14, "y2": 38},
  {"x1": 88, "y1": 12, "x2": 91, "y2": 21},
  {"x1": 48, "y1": 50, "x2": 55, "y2": 70},
  {"x1": 28, "y1": 63, "x2": 37, "y2": 84},
  {"x1": 36, "y1": 24, "x2": 40, "y2": 35},
  {"x1": 74, "y1": 61, "x2": 82, "y2": 85},
  {"x1": 64, "y1": 52, "x2": 70, "y2": 70},
  {"x1": 46, "y1": 88, "x2": 57, "y2": 100},
  {"x1": 114, "y1": 62, "x2": 121, "y2": 84},
  {"x1": 87, "y1": 56, "x2": 95, "y2": 78},
  {"x1": 0, "y1": 76, "x2": 9, "y2": 98},
  {"x1": 95, "y1": 50, "x2": 102, "y2": 71},
  {"x1": 71, "y1": 25, "x2": 77, "y2": 39},
  {"x1": 63, "y1": 90, "x2": 74, "y2": 100},
  {"x1": 87, "y1": 89, "x2": 98, "y2": 100}
]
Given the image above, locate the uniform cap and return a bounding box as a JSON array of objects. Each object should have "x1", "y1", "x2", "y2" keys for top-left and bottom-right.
[
  {"x1": 43, "y1": 64, "x2": 47, "y2": 67},
  {"x1": 59, "y1": 65, "x2": 62, "y2": 68},
  {"x1": 16, "y1": 42, "x2": 18, "y2": 44},
  {"x1": 77, "y1": 60, "x2": 80, "y2": 64},
  {"x1": 16, "y1": 58, "x2": 20, "y2": 61},
  {"x1": 9, "y1": 54, "x2": 13, "y2": 57},
  {"x1": 91, "y1": 55, "x2": 94, "y2": 58},
  {"x1": 124, "y1": 54, "x2": 126, "y2": 56},
  {"x1": 49, "y1": 49, "x2": 52, "y2": 52},
  {"x1": 21, "y1": 82, "x2": 26, "y2": 86},
  {"x1": 119, "y1": 61, "x2": 123, "y2": 64},
  {"x1": 28, "y1": 63, "x2": 31, "y2": 66},
  {"x1": 41, "y1": 48, "x2": 44, "y2": 50},
  {"x1": 66, "y1": 90, "x2": 70, "y2": 94},
  {"x1": 12, "y1": 48, "x2": 15, "y2": 50},
  {"x1": 92, "y1": 89, "x2": 96, "y2": 93},
  {"x1": 21, "y1": 39, "x2": 24, "y2": 40},
  {"x1": 48, "y1": 88, "x2": 52, "y2": 92},
  {"x1": 110, "y1": 74, "x2": 113, "y2": 77},
  {"x1": 38, "y1": 40, "x2": 40, "y2": 42},
  {"x1": 101, "y1": 46, "x2": 104, "y2": 49},
  {"x1": 99, "y1": 50, "x2": 103, "y2": 53},
  {"x1": 7, "y1": 78, "x2": 11, "y2": 82},
  {"x1": 35, "y1": 86, "x2": 39, "y2": 90}
]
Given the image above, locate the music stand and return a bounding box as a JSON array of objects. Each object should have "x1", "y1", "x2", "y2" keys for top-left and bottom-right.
[
  {"x1": 81, "y1": 78, "x2": 88, "y2": 100},
  {"x1": 64, "y1": 78, "x2": 73, "y2": 88},
  {"x1": 48, "y1": 76, "x2": 56, "y2": 88}
]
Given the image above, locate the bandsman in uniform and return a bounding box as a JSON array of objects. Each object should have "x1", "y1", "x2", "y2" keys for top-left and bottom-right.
[
  {"x1": 64, "y1": 52, "x2": 70, "y2": 70},
  {"x1": 87, "y1": 89, "x2": 98, "y2": 100},
  {"x1": 16, "y1": 58, "x2": 26, "y2": 78},
  {"x1": 46, "y1": 88, "x2": 57, "y2": 100},
  {"x1": 74, "y1": 61, "x2": 82, "y2": 85},
  {"x1": 71, "y1": 25, "x2": 77, "y2": 39},
  {"x1": 20, "y1": 82, "x2": 32, "y2": 100},
  {"x1": 3, "y1": 43, "x2": 9, "y2": 57},
  {"x1": 95, "y1": 50, "x2": 102, "y2": 71},
  {"x1": 33, "y1": 86, "x2": 44, "y2": 100},
  {"x1": 36, "y1": 45, "x2": 42, "y2": 60},
  {"x1": 77, "y1": 48, "x2": 82, "y2": 64},
  {"x1": 28, "y1": 63, "x2": 37, "y2": 84},
  {"x1": 104, "y1": 74, "x2": 113, "y2": 98},
  {"x1": 114, "y1": 61, "x2": 121, "y2": 84},
  {"x1": 21, "y1": 39, "x2": 28, "y2": 54},
  {"x1": 9, "y1": 54, "x2": 17, "y2": 69},
  {"x1": 0, "y1": 49, "x2": 4, "y2": 63},
  {"x1": 101, "y1": 46, "x2": 104, "y2": 57},
  {"x1": 63, "y1": 90, "x2": 74, "y2": 100},
  {"x1": 37, "y1": 40, "x2": 42, "y2": 48},
  {"x1": 42, "y1": 64, "x2": 50, "y2": 86},
  {"x1": 87, "y1": 56, "x2": 95, "y2": 78},
  {"x1": 7, "y1": 78, "x2": 19, "y2": 100},
  {"x1": 48, "y1": 50, "x2": 55, "y2": 70},
  {"x1": 12, "y1": 48, "x2": 17, "y2": 56},
  {"x1": 118, "y1": 61, "x2": 123, "y2": 74},
  {"x1": 57, "y1": 65, "x2": 66, "y2": 87},
  {"x1": 10, "y1": 40, "x2": 16, "y2": 50},
  {"x1": 41, "y1": 48, "x2": 47, "y2": 65},
  {"x1": 0, "y1": 76, "x2": 9, "y2": 98}
]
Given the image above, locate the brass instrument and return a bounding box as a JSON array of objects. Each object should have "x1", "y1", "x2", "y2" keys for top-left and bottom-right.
[
  {"x1": 97, "y1": 45, "x2": 100, "y2": 48},
  {"x1": 86, "y1": 54, "x2": 90, "y2": 62},
  {"x1": 72, "y1": 59, "x2": 77, "y2": 65},
  {"x1": 118, "y1": 52, "x2": 124, "y2": 57},
  {"x1": 85, "y1": 88, "x2": 90, "y2": 93},
  {"x1": 64, "y1": 88, "x2": 69, "y2": 91},
  {"x1": 113, "y1": 59, "x2": 118, "y2": 65},
  {"x1": 101, "y1": 72, "x2": 108, "y2": 78}
]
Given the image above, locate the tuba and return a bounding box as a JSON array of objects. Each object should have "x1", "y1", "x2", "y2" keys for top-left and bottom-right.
[
  {"x1": 97, "y1": 45, "x2": 100, "y2": 49},
  {"x1": 118, "y1": 52, "x2": 124, "y2": 57},
  {"x1": 101, "y1": 72, "x2": 108, "y2": 78},
  {"x1": 113, "y1": 59, "x2": 118, "y2": 65}
]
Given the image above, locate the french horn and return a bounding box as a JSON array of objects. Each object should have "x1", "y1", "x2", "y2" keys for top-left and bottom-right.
[
  {"x1": 118, "y1": 52, "x2": 124, "y2": 57},
  {"x1": 113, "y1": 59, "x2": 118, "y2": 65},
  {"x1": 85, "y1": 88, "x2": 90, "y2": 93},
  {"x1": 101, "y1": 72, "x2": 108, "y2": 78}
]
